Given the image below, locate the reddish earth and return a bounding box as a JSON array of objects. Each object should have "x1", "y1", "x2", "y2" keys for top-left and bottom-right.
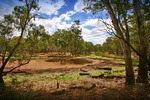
[
  {"x1": 4, "y1": 58, "x2": 102, "y2": 72},
  {"x1": 2, "y1": 57, "x2": 150, "y2": 100}
]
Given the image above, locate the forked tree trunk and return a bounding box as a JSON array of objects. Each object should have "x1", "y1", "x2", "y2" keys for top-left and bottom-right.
[
  {"x1": 133, "y1": 0, "x2": 148, "y2": 83},
  {"x1": 137, "y1": 57, "x2": 148, "y2": 83},
  {"x1": 0, "y1": 70, "x2": 4, "y2": 93},
  {"x1": 0, "y1": 69, "x2": 4, "y2": 84},
  {"x1": 102, "y1": 1, "x2": 135, "y2": 85},
  {"x1": 0, "y1": 69, "x2": 4, "y2": 91},
  {"x1": 0, "y1": 76, "x2": 4, "y2": 84},
  {"x1": 121, "y1": 41, "x2": 135, "y2": 85}
]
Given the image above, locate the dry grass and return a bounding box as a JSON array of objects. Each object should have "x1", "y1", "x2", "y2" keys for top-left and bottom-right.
[
  {"x1": 1, "y1": 55, "x2": 149, "y2": 100},
  {"x1": 1, "y1": 78, "x2": 150, "y2": 100}
]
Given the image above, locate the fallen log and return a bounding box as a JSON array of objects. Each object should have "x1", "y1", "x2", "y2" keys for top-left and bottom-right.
[
  {"x1": 12, "y1": 71, "x2": 31, "y2": 75},
  {"x1": 79, "y1": 73, "x2": 90, "y2": 76},
  {"x1": 96, "y1": 67, "x2": 112, "y2": 70},
  {"x1": 69, "y1": 86, "x2": 84, "y2": 89},
  {"x1": 90, "y1": 74, "x2": 104, "y2": 78},
  {"x1": 104, "y1": 75, "x2": 125, "y2": 79}
]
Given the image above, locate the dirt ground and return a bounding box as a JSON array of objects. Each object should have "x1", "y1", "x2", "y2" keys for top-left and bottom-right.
[
  {"x1": 2, "y1": 57, "x2": 150, "y2": 100},
  {"x1": 4, "y1": 58, "x2": 111, "y2": 72},
  {"x1": 5, "y1": 55, "x2": 125, "y2": 71}
]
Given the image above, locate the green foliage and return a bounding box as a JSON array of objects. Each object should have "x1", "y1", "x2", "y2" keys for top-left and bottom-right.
[
  {"x1": 51, "y1": 20, "x2": 96, "y2": 56},
  {"x1": 26, "y1": 25, "x2": 51, "y2": 53},
  {"x1": 0, "y1": 0, "x2": 40, "y2": 85},
  {"x1": 100, "y1": 36, "x2": 122, "y2": 55},
  {"x1": 3, "y1": 67, "x2": 126, "y2": 85}
]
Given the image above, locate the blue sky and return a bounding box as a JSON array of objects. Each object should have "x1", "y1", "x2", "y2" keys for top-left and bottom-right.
[{"x1": 0, "y1": 0, "x2": 111, "y2": 45}]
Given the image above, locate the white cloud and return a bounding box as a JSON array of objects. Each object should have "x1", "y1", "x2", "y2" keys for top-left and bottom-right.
[
  {"x1": 34, "y1": 18, "x2": 58, "y2": 34},
  {"x1": 82, "y1": 19, "x2": 99, "y2": 27},
  {"x1": 34, "y1": 10, "x2": 75, "y2": 34},
  {"x1": 81, "y1": 27, "x2": 109, "y2": 45},
  {"x1": 0, "y1": 16, "x2": 3, "y2": 20},
  {"x1": 82, "y1": 19, "x2": 112, "y2": 29},
  {"x1": 59, "y1": 11, "x2": 76, "y2": 21},
  {"x1": 88, "y1": 35, "x2": 108, "y2": 45},
  {"x1": 0, "y1": 0, "x2": 65, "y2": 18},
  {"x1": 38, "y1": 0, "x2": 65, "y2": 15},
  {"x1": 74, "y1": 0, "x2": 85, "y2": 12},
  {"x1": 34, "y1": 16, "x2": 111, "y2": 44},
  {"x1": 57, "y1": 21, "x2": 71, "y2": 29},
  {"x1": 64, "y1": 16, "x2": 71, "y2": 20},
  {"x1": 80, "y1": 18, "x2": 112, "y2": 44}
]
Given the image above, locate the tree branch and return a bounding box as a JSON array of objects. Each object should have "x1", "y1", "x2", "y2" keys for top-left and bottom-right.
[
  {"x1": 97, "y1": 17, "x2": 150, "y2": 67},
  {"x1": 115, "y1": 34, "x2": 150, "y2": 67},
  {"x1": 0, "y1": 0, "x2": 36, "y2": 72},
  {"x1": 2, "y1": 55, "x2": 32, "y2": 76}
]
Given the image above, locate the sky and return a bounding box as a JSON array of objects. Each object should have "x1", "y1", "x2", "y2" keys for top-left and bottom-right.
[{"x1": 0, "y1": 0, "x2": 111, "y2": 45}]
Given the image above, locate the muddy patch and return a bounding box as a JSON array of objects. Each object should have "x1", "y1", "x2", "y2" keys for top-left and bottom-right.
[{"x1": 45, "y1": 58, "x2": 92, "y2": 65}]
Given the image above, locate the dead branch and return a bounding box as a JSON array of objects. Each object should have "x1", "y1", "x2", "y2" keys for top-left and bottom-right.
[
  {"x1": 79, "y1": 72, "x2": 90, "y2": 76},
  {"x1": 69, "y1": 86, "x2": 84, "y2": 89},
  {"x1": 2, "y1": 55, "x2": 32, "y2": 76},
  {"x1": 98, "y1": 18, "x2": 150, "y2": 67},
  {"x1": 90, "y1": 74, "x2": 104, "y2": 78},
  {"x1": 104, "y1": 75, "x2": 125, "y2": 79},
  {"x1": 96, "y1": 67, "x2": 112, "y2": 70}
]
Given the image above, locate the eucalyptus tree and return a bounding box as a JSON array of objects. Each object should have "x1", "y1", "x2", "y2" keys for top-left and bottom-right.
[
  {"x1": 0, "y1": 15, "x2": 14, "y2": 65},
  {"x1": 94, "y1": 44, "x2": 102, "y2": 54},
  {"x1": 84, "y1": 0, "x2": 135, "y2": 85},
  {"x1": 84, "y1": 0, "x2": 150, "y2": 84},
  {"x1": 83, "y1": 42, "x2": 95, "y2": 54},
  {"x1": 26, "y1": 26, "x2": 41, "y2": 54},
  {"x1": 39, "y1": 27, "x2": 51, "y2": 53},
  {"x1": 133, "y1": 0, "x2": 149, "y2": 83},
  {"x1": 70, "y1": 20, "x2": 83, "y2": 56},
  {"x1": 51, "y1": 20, "x2": 83, "y2": 56},
  {"x1": 100, "y1": 36, "x2": 122, "y2": 55},
  {"x1": 26, "y1": 25, "x2": 50, "y2": 53},
  {"x1": 52, "y1": 29, "x2": 69, "y2": 53},
  {"x1": 0, "y1": 0, "x2": 39, "y2": 84},
  {"x1": 102, "y1": 37, "x2": 114, "y2": 54}
]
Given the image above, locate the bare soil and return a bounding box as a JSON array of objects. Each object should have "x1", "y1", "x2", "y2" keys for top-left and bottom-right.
[
  {"x1": 4, "y1": 58, "x2": 100, "y2": 72},
  {"x1": 2, "y1": 57, "x2": 150, "y2": 100},
  {"x1": 5, "y1": 57, "x2": 124, "y2": 73}
]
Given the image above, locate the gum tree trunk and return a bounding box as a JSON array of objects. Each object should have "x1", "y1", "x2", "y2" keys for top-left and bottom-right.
[
  {"x1": 102, "y1": 0, "x2": 135, "y2": 85},
  {"x1": 0, "y1": 69, "x2": 4, "y2": 93},
  {"x1": 121, "y1": 41, "x2": 135, "y2": 85},
  {"x1": 133, "y1": 0, "x2": 148, "y2": 83},
  {"x1": 0, "y1": 69, "x2": 4, "y2": 85}
]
